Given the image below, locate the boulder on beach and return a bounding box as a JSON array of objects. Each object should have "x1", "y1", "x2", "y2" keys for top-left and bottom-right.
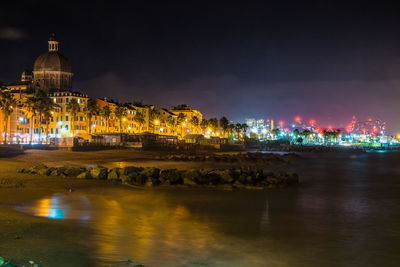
[
  {"x1": 28, "y1": 163, "x2": 48, "y2": 174},
  {"x1": 205, "y1": 171, "x2": 222, "y2": 185},
  {"x1": 108, "y1": 167, "x2": 121, "y2": 180},
  {"x1": 160, "y1": 169, "x2": 183, "y2": 185},
  {"x1": 211, "y1": 170, "x2": 234, "y2": 183},
  {"x1": 77, "y1": 171, "x2": 91, "y2": 179},
  {"x1": 123, "y1": 166, "x2": 143, "y2": 176},
  {"x1": 183, "y1": 177, "x2": 198, "y2": 186},
  {"x1": 51, "y1": 167, "x2": 67, "y2": 176},
  {"x1": 64, "y1": 167, "x2": 86, "y2": 177},
  {"x1": 182, "y1": 169, "x2": 202, "y2": 184},
  {"x1": 90, "y1": 165, "x2": 108, "y2": 179},
  {"x1": 140, "y1": 167, "x2": 160, "y2": 179}
]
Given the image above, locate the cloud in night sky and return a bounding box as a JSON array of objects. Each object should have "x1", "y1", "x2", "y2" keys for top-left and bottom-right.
[
  {"x1": 0, "y1": 27, "x2": 28, "y2": 40},
  {"x1": 2, "y1": 2, "x2": 400, "y2": 133}
]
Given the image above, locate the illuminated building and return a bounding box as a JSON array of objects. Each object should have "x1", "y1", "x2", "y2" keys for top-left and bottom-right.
[
  {"x1": 32, "y1": 34, "x2": 73, "y2": 91},
  {"x1": 1, "y1": 34, "x2": 208, "y2": 143},
  {"x1": 169, "y1": 104, "x2": 203, "y2": 135},
  {"x1": 246, "y1": 118, "x2": 272, "y2": 139},
  {"x1": 48, "y1": 92, "x2": 89, "y2": 138}
]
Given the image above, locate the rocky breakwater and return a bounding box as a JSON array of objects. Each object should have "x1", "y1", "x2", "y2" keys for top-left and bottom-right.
[
  {"x1": 156, "y1": 152, "x2": 299, "y2": 165},
  {"x1": 19, "y1": 164, "x2": 299, "y2": 190}
]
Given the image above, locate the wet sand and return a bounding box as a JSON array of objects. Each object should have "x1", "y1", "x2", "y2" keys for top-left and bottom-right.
[{"x1": 0, "y1": 149, "x2": 293, "y2": 266}]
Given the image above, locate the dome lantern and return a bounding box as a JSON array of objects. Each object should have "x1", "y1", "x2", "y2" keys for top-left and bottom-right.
[{"x1": 48, "y1": 33, "x2": 59, "y2": 52}]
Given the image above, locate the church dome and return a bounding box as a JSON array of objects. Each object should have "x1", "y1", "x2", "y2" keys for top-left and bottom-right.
[{"x1": 33, "y1": 51, "x2": 72, "y2": 72}]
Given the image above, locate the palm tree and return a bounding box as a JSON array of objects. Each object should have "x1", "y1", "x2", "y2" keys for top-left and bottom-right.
[
  {"x1": 40, "y1": 96, "x2": 58, "y2": 143},
  {"x1": 208, "y1": 118, "x2": 219, "y2": 134},
  {"x1": 271, "y1": 128, "x2": 280, "y2": 139},
  {"x1": 219, "y1": 116, "x2": 229, "y2": 137},
  {"x1": 0, "y1": 91, "x2": 17, "y2": 144},
  {"x1": 177, "y1": 113, "x2": 186, "y2": 125},
  {"x1": 190, "y1": 116, "x2": 199, "y2": 134},
  {"x1": 133, "y1": 111, "x2": 145, "y2": 133},
  {"x1": 234, "y1": 123, "x2": 242, "y2": 139},
  {"x1": 25, "y1": 93, "x2": 40, "y2": 144},
  {"x1": 302, "y1": 129, "x2": 312, "y2": 144},
  {"x1": 149, "y1": 109, "x2": 163, "y2": 133},
  {"x1": 66, "y1": 98, "x2": 79, "y2": 135},
  {"x1": 200, "y1": 119, "x2": 208, "y2": 135},
  {"x1": 84, "y1": 99, "x2": 98, "y2": 134},
  {"x1": 114, "y1": 103, "x2": 127, "y2": 133},
  {"x1": 100, "y1": 105, "x2": 111, "y2": 133},
  {"x1": 227, "y1": 123, "x2": 235, "y2": 139},
  {"x1": 165, "y1": 115, "x2": 176, "y2": 135}
]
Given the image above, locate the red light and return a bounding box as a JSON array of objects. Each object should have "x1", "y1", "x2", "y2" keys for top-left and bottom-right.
[
  {"x1": 284, "y1": 128, "x2": 289, "y2": 132},
  {"x1": 295, "y1": 116, "x2": 301, "y2": 123},
  {"x1": 368, "y1": 118, "x2": 372, "y2": 122},
  {"x1": 328, "y1": 125, "x2": 333, "y2": 131},
  {"x1": 362, "y1": 128, "x2": 367, "y2": 134},
  {"x1": 309, "y1": 119, "x2": 316, "y2": 126},
  {"x1": 266, "y1": 119, "x2": 270, "y2": 123},
  {"x1": 279, "y1": 120, "x2": 284, "y2": 127}
]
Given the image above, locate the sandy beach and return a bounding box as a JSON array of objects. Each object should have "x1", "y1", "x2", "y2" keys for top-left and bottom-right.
[{"x1": 0, "y1": 149, "x2": 294, "y2": 266}]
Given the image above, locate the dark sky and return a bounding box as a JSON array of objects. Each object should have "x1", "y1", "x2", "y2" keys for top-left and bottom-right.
[{"x1": 1, "y1": 1, "x2": 400, "y2": 133}]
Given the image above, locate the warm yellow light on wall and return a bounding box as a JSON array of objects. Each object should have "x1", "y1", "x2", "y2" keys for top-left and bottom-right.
[
  {"x1": 182, "y1": 122, "x2": 186, "y2": 126},
  {"x1": 122, "y1": 118, "x2": 126, "y2": 122},
  {"x1": 154, "y1": 120, "x2": 159, "y2": 125}
]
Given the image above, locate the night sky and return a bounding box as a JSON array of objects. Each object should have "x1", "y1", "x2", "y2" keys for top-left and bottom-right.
[{"x1": 1, "y1": 1, "x2": 400, "y2": 133}]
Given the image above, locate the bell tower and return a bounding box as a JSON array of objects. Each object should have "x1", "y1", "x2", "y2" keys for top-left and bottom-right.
[{"x1": 48, "y1": 33, "x2": 59, "y2": 52}]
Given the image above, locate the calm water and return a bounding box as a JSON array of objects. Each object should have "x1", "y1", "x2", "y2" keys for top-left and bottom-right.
[{"x1": 16, "y1": 152, "x2": 400, "y2": 266}]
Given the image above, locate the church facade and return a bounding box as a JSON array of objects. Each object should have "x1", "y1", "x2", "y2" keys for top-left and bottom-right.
[{"x1": 2, "y1": 34, "x2": 202, "y2": 144}]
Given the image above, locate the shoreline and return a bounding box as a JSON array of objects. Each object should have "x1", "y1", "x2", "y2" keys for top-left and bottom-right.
[{"x1": 0, "y1": 149, "x2": 300, "y2": 266}]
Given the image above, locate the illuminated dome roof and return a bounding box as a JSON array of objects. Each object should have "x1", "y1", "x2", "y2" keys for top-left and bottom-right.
[{"x1": 33, "y1": 51, "x2": 72, "y2": 72}]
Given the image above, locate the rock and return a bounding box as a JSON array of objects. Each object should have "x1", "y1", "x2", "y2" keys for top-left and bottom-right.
[
  {"x1": 123, "y1": 166, "x2": 143, "y2": 176},
  {"x1": 133, "y1": 174, "x2": 147, "y2": 185},
  {"x1": 205, "y1": 171, "x2": 222, "y2": 185},
  {"x1": 28, "y1": 163, "x2": 48, "y2": 174},
  {"x1": 108, "y1": 167, "x2": 120, "y2": 180},
  {"x1": 145, "y1": 179, "x2": 153, "y2": 187},
  {"x1": 120, "y1": 175, "x2": 132, "y2": 184},
  {"x1": 182, "y1": 169, "x2": 202, "y2": 182},
  {"x1": 233, "y1": 180, "x2": 246, "y2": 189},
  {"x1": 64, "y1": 167, "x2": 86, "y2": 177},
  {"x1": 212, "y1": 170, "x2": 234, "y2": 183},
  {"x1": 183, "y1": 177, "x2": 198, "y2": 186},
  {"x1": 51, "y1": 167, "x2": 67, "y2": 176},
  {"x1": 160, "y1": 169, "x2": 183, "y2": 185},
  {"x1": 90, "y1": 165, "x2": 108, "y2": 179},
  {"x1": 140, "y1": 167, "x2": 160, "y2": 179},
  {"x1": 37, "y1": 167, "x2": 49, "y2": 175},
  {"x1": 77, "y1": 171, "x2": 91, "y2": 179},
  {"x1": 140, "y1": 167, "x2": 160, "y2": 185},
  {"x1": 266, "y1": 176, "x2": 279, "y2": 184}
]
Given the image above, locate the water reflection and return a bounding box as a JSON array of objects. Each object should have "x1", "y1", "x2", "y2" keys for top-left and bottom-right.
[
  {"x1": 16, "y1": 193, "x2": 91, "y2": 222},
  {"x1": 14, "y1": 152, "x2": 400, "y2": 266}
]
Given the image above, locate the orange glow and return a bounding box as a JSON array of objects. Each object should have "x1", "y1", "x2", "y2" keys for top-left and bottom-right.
[
  {"x1": 279, "y1": 120, "x2": 284, "y2": 127},
  {"x1": 295, "y1": 116, "x2": 301, "y2": 123},
  {"x1": 309, "y1": 119, "x2": 316, "y2": 126}
]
